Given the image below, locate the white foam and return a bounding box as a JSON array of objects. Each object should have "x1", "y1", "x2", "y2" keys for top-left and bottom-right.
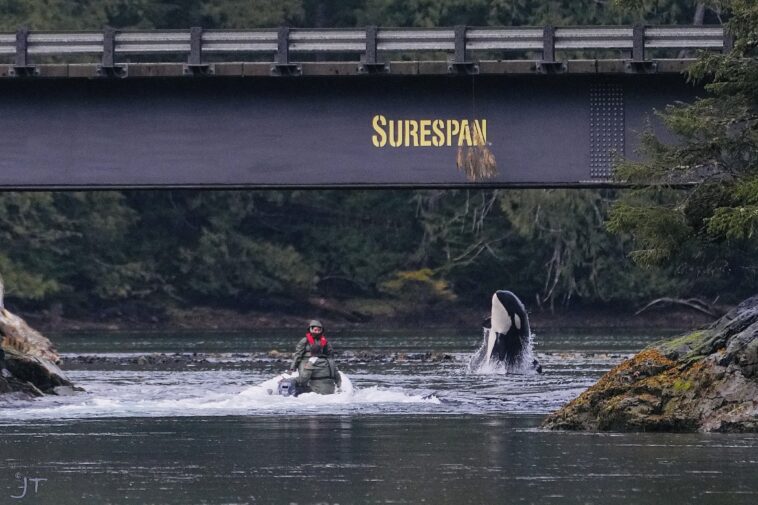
[
  {"x1": 484, "y1": 328, "x2": 497, "y2": 365},
  {"x1": 0, "y1": 371, "x2": 439, "y2": 421},
  {"x1": 467, "y1": 331, "x2": 538, "y2": 375}
]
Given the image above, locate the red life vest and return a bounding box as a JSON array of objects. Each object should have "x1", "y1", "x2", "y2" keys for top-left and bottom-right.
[{"x1": 306, "y1": 332, "x2": 328, "y2": 348}]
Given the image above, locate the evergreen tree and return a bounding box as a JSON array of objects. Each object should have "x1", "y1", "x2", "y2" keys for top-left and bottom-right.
[
  {"x1": 0, "y1": 0, "x2": 747, "y2": 313},
  {"x1": 608, "y1": 0, "x2": 758, "y2": 301}
]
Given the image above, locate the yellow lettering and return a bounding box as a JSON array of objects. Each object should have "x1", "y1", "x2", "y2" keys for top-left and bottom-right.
[
  {"x1": 389, "y1": 119, "x2": 403, "y2": 147},
  {"x1": 372, "y1": 115, "x2": 387, "y2": 147},
  {"x1": 405, "y1": 120, "x2": 419, "y2": 147},
  {"x1": 372, "y1": 116, "x2": 488, "y2": 148},
  {"x1": 419, "y1": 120, "x2": 432, "y2": 147},
  {"x1": 447, "y1": 120, "x2": 460, "y2": 147},
  {"x1": 472, "y1": 120, "x2": 487, "y2": 146},
  {"x1": 458, "y1": 120, "x2": 472, "y2": 146},
  {"x1": 432, "y1": 120, "x2": 444, "y2": 147}
]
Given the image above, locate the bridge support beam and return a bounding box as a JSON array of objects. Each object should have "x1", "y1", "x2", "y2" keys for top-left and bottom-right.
[
  {"x1": 0, "y1": 74, "x2": 698, "y2": 188},
  {"x1": 11, "y1": 28, "x2": 37, "y2": 77}
]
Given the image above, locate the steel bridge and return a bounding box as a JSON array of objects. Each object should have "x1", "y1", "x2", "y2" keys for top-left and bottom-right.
[{"x1": 0, "y1": 25, "x2": 729, "y2": 189}]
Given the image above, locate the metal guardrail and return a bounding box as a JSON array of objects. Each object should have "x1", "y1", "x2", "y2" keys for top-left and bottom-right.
[{"x1": 0, "y1": 25, "x2": 730, "y2": 75}]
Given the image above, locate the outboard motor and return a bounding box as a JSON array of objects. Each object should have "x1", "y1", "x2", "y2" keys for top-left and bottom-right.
[{"x1": 278, "y1": 378, "x2": 300, "y2": 397}]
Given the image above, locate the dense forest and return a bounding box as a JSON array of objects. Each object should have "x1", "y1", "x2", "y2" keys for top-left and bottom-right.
[
  {"x1": 0, "y1": 0, "x2": 728, "y2": 30},
  {"x1": 0, "y1": 1, "x2": 755, "y2": 321}
]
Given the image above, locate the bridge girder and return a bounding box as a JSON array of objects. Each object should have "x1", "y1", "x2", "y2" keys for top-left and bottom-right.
[{"x1": 0, "y1": 71, "x2": 698, "y2": 189}]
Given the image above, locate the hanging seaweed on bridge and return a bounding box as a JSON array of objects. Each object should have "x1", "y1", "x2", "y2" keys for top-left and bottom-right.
[{"x1": 456, "y1": 121, "x2": 496, "y2": 182}]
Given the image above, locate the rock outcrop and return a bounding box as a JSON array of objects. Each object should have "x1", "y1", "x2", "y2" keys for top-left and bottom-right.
[
  {"x1": 1, "y1": 305, "x2": 77, "y2": 399},
  {"x1": 543, "y1": 295, "x2": 758, "y2": 433}
]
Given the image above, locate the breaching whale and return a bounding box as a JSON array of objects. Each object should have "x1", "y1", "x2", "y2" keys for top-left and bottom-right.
[{"x1": 470, "y1": 290, "x2": 541, "y2": 373}]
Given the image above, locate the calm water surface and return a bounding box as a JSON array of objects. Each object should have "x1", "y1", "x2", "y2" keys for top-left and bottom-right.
[{"x1": 0, "y1": 329, "x2": 756, "y2": 504}]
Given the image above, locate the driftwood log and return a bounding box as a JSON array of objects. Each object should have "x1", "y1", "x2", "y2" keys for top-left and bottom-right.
[
  {"x1": 0, "y1": 274, "x2": 77, "y2": 398},
  {"x1": 635, "y1": 297, "x2": 726, "y2": 319}
]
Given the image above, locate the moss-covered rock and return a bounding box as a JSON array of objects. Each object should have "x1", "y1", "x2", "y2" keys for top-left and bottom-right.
[{"x1": 543, "y1": 295, "x2": 758, "y2": 433}]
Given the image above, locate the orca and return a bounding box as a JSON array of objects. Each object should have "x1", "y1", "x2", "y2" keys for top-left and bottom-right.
[{"x1": 471, "y1": 290, "x2": 542, "y2": 373}]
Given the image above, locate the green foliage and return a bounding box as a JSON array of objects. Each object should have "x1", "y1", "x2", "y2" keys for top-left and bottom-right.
[
  {"x1": 0, "y1": 193, "x2": 67, "y2": 300},
  {"x1": 606, "y1": 189, "x2": 690, "y2": 264},
  {"x1": 1, "y1": 187, "x2": 692, "y2": 312},
  {"x1": 380, "y1": 268, "x2": 457, "y2": 303},
  {"x1": 502, "y1": 190, "x2": 683, "y2": 307},
  {"x1": 0, "y1": 192, "x2": 143, "y2": 303},
  {"x1": 0, "y1": 0, "x2": 708, "y2": 31},
  {"x1": 408, "y1": 190, "x2": 522, "y2": 302},
  {"x1": 0, "y1": 0, "x2": 750, "y2": 314},
  {"x1": 608, "y1": 0, "x2": 758, "y2": 300},
  {"x1": 356, "y1": 0, "x2": 704, "y2": 27},
  {"x1": 705, "y1": 177, "x2": 758, "y2": 240},
  {"x1": 0, "y1": 254, "x2": 59, "y2": 300},
  {"x1": 179, "y1": 229, "x2": 313, "y2": 299},
  {"x1": 0, "y1": 0, "x2": 108, "y2": 30},
  {"x1": 202, "y1": 0, "x2": 305, "y2": 28}
]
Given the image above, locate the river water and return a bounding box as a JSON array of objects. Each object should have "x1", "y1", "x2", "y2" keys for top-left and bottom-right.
[{"x1": 1, "y1": 328, "x2": 756, "y2": 504}]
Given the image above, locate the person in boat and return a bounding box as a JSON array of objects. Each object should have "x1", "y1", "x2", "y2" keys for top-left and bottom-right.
[
  {"x1": 295, "y1": 343, "x2": 342, "y2": 395},
  {"x1": 289, "y1": 319, "x2": 333, "y2": 373}
]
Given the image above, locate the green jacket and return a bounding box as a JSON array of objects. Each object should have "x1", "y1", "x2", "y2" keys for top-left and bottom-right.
[
  {"x1": 289, "y1": 336, "x2": 334, "y2": 372},
  {"x1": 295, "y1": 356, "x2": 342, "y2": 395}
]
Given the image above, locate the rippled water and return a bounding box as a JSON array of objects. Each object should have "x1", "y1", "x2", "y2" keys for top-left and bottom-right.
[
  {"x1": 1, "y1": 328, "x2": 756, "y2": 504},
  {"x1": 1, "y1": 328, "x2": 639, "y2": 420}
]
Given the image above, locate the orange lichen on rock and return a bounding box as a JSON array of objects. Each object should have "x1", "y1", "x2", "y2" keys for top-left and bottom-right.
[
  {"x1": 558, "y1": 349, "x2": 675, "y2": 409},
  {"x1": 543, "y1": 298, "x2": 758, "y2": 432}
]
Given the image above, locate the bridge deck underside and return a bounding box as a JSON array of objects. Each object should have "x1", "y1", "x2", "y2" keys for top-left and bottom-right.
[{"x1": 0, "y1": 74, "x2": 697, "y2": 188}]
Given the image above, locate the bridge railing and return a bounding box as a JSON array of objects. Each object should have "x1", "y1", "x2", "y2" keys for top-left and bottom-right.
[{"x1": 0, "y1": 25, "x2": 730, "y2": 74}]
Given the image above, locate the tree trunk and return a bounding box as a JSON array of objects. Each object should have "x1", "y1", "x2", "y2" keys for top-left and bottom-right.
[
  {"x1": 313, "y1": 1, "x2": 328, "y2": 62},
  {"x1": 314, "y1": 1, "x2": 327, "y2": 28},
  {"x1": 694, "y1": 3, "x2": 706, "y2": 25},
  {"x1": 679, "y1": 3, "x2": 707, "y2": 58}
]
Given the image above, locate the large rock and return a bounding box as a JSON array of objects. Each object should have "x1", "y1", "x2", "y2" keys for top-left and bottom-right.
[
  {"x1": 542, "y1": 295, "x2": 758, "y2": 433},
  {"x1": 1, "y1": 348, "x2": 44, "y2": 399},
  {"x1": 0, "y1": 307, "x2": 76, "y2": 398}
]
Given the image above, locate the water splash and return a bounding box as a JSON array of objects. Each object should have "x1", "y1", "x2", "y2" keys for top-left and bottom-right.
[
  {"x1": 251, "y1": 370, "x2": 355, "y2": 397},
  {"x1": 467, "y1": 328, "x2": 538, "y2": 375},
  {"x1": 0, "y1": 371, "x2": 439, "y2": 421}
]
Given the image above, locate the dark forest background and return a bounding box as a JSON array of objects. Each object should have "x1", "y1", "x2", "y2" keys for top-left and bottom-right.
[{"x1": 0, "y1": 1, "x2": 755, "y2": 322}]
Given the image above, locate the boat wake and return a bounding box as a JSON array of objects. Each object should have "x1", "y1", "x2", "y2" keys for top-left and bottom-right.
[{"x1": 0, "y1": 370, "x2": 440, "y2": 421}]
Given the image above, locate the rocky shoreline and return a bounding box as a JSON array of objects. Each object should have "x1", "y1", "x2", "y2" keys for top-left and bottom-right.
[{"x1": 543, "y1": 295, "x2": 758, "y2": 433}]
